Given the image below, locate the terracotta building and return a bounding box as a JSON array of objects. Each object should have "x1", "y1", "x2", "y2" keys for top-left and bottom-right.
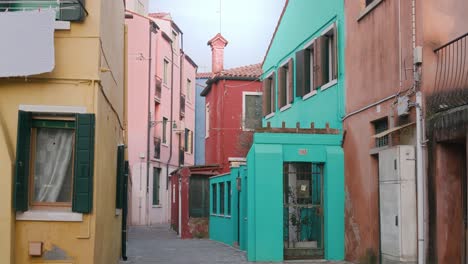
[
  {"x1": 200, "y1": 33, "x2": 263, "y2": 173},
  {"x1": 343, "y1": 0, "x2": 468, "y2": 262}
]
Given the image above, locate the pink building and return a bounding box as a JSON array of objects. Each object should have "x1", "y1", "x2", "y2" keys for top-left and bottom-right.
[{"x1": 125, "y1": 9, "x2": 197, "y2": 226}]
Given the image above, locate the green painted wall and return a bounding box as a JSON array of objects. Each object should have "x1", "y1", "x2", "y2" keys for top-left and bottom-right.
[
  {"x1": 262, "y1": 0, "x2": 346, "y2": 129},
  {"x1": 209, "y1": 166, "x2": 248, "y2": 250},
  {"x1": 246, "y1": 133, "x2": 344, "y2": 261}
]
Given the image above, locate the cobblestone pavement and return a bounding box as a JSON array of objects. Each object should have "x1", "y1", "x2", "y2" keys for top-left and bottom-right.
[{"x1": 121, "y1": 225, "x2": 352, "y2": 264}]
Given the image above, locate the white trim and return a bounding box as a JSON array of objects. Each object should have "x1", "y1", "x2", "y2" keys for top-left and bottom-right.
[
  {"x1": 279, "y1": 59, "x2": 290, "y2": 68},
  {"x1": 16, "y1": 210, "x2": 83, "y2": 222},
  {"x1": 321, "y1": 23, "x2": 335, "y2": 36},
  {"x1": 265, "y1": 112, "x2": 275, "y2": 120},
  {"x1": 302, "y1": 90, "x2": 318, "y2": 101},
  {"x1": 280, "y1": 104, "x2": 292, "y2": 112},
  {"x1": 320, "y1": 79, "x2": 338, "y2": 91},
  {"x1": 303, "y1": 37, "x2": 317, "y2": 49},
  {"x1": 228, "y1": 157, "x2": 246, "y2": 162},
  {"x1": 54, "y1": 21, "x2": 70, "y2": 30},
  {"x1": 19, "y1": 105, "x2": 87, "y2": 113},
  {"x1": 242, "y1": 92, "x2": 263, "y2": 131}
]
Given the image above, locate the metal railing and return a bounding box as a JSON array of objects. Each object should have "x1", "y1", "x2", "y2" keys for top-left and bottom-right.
[{"x1": 430, "y1": 32, "x2": 468, "y2": 114}]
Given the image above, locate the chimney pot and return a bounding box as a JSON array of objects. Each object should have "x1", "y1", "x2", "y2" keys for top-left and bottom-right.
[{"x1": 207, "y1": 33, "x2": 228, "y2": 74}]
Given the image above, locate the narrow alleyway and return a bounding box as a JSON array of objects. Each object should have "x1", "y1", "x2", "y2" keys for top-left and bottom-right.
[{"x1": 121, "y1": 225, "x2": 352, "y2": 264}]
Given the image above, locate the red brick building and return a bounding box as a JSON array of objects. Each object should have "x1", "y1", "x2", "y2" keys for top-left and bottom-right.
[{"x1": 200, "y1": 33, "x2": 262, "y2": 173}]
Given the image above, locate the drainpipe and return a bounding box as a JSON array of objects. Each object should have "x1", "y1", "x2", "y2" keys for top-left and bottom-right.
[
  {"x1": 178, "y1": 33, "x2": 184, "y2": 237},
  {"x1": 166, "y1": 41, "x2": 175, "y2": 190},
  {"x1": 146, "y1": 22, "x2": 154, "y2": 226},
  {"x1": 416, "y1": 91, "x2": 424, "y2": 264}
]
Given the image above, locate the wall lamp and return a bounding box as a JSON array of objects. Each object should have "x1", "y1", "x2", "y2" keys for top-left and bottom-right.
[{"x1": 150, "y1": 120, "x2": 177, "y2": 129}]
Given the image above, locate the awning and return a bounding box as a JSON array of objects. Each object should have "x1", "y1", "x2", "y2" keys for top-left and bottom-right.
[{"x1": 373, "y1": 122, "x2": 415, "y2": 138}]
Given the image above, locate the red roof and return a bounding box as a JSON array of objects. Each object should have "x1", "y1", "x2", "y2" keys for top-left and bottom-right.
[
  {"x1": 196, "y1": 72, "x2": 213, "y2": 79},
  {"x1": 197, "y1": 63, "x2": 262, "y2": 80}
]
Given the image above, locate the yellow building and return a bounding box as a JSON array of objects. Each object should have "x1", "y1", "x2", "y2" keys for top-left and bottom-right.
[{"x1": 0, "y1": 0, "x2": 126, "y2": 263}]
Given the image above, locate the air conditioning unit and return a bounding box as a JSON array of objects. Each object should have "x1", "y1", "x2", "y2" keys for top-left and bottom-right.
[{"x1": 379, "y1": 146, "x2": 417, "y2": 264}]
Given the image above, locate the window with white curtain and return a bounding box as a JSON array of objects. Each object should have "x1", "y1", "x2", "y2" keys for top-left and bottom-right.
[{"x1": 31, "y1": 119, "x2": 75, "y2": 206}]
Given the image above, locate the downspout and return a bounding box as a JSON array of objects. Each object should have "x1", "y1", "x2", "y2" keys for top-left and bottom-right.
[
  {"x1": 146, "y1": 22, "x2": 154, "y2": 226},
  {"x1": 411, "y1": 0, "x2": 425, "y2": 262},
  {"x1": 166, "y1": 41, "x2": 175, "y2": 190},
  {"x1": 178, "y1": 32, "x2": 184, "y2": 238}
]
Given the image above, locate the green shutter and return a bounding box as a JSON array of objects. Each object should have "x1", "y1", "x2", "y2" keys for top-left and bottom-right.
[
  {"x1": 13, "y1": 111, "x2": 32, "y2": 212},
  {"x1": 60, "y1": 0, "x2": 86, "y2": 21},
  {"x1": 152, "y1": 169, "x2": 160, "y2": 205},
  {"x1": 72, "y1": 113, "x2": 95, "y2": 213},
  {"x1": 116, "y1": 145, "x2": 125, "y2": 209}
]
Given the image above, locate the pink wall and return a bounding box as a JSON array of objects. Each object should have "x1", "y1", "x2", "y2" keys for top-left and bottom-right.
[{"x1": 126, "y1": 11, "x2": 196, "y2": 226}]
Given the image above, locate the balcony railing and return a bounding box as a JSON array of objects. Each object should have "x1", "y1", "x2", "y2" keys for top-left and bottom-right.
[
  {"x1": 155, "y1": 76, "x2": 162, "y2": 103},
  {"x1": 154, "y1": 137, "x2": 161, "y2": 160},
  {"x1": 430, "y1": 33, "x2": 468, "y2": 114},
  {"x1": 179, "y1": 147, "x2": 184, "y2": 166},
  {"x1": 0, "y1": 0, "x2": 88, "y2": 21},
  {"x1": 180, "y1": 95, "x2": 186, "y2": 118}
]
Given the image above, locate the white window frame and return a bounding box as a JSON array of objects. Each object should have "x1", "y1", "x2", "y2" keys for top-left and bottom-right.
[
  {"x1": 242, "y1": 92, "x2": 263, "y2": 131},
  {"x1": 278, "y1": 59, "x2": 291, "y2": 108},
  {"x1": 302, "y1": 38, "x2": 317, "y2": 99},
  {"x1": 320, "y1": 23, "x2": 338, "y2": 90},
  {"x1": 205, "y1": 103, "x2": 210, "y2": 138}
]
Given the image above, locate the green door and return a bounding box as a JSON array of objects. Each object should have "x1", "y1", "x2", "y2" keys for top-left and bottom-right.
[{"x1": 283, "y1": 162, "x2": 324, "y2": 260}]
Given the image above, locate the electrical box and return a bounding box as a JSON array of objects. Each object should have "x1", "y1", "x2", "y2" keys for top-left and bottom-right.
[
  {"x1": 379, "y1": 146, "x2": 417, "y2": 264},
  {"x1": 397, "y1": 96, "x2": 410, "y2": 116}
]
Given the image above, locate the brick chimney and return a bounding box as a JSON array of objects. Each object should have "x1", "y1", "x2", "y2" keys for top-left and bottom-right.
[{"x1": 207, "y1": 33, "x2": 228, "y2": 74}]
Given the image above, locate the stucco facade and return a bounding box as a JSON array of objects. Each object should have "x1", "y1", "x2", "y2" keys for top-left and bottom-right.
[
  {"x1": 344, "y1": 0, "x2": 468, "y2": 262},
  {"x1": 126, "y1": 11, "x2": 197, "y2": 226},
  {"x1": 0, "y1": 0, "x2": 126, "y2": 263}
]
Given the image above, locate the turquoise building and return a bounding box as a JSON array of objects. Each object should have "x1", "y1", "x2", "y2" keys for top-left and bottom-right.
[{"x1": 210, "y1": 0, "x2": 345, "y2": 261}]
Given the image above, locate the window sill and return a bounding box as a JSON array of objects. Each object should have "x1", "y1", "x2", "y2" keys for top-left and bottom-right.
[
  {"x1": 358, "y1": 0, "x2": 385, "y2": 22},
  {"x1": 280, "y1": 104, "x2": 292, "y2": 112},
  {"x1": 16, "y1": 210, "x2": 83, "y2": 222},
  {"x1": 302, "y1": 90, "x2": 318, "y2": 101},
  {"x1": 320, "y1": 79, "x2": 338, "y2": 91},
  {"x1": 152, "y1": 205, "x2": 162, "y2": 208},
  {"x1": 55, "y1": 21, "x2": 71, "y2": 30},
  {"x1": 265, "y1": 112, "x2": 275, "y2": 120},
  {"x1": 162, "y1": 143, "x2": 169, "y2": 148},
  {"x1": 151, "y1": 158, "x2": 161, "y2": 162}
]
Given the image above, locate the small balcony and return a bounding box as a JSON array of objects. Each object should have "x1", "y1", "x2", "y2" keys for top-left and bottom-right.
[
  {"x1": 154, "y1": 137, "x2": 161, "y2": 160},
  {"x1": 155, "y1": 76, "x2": 162, "y2": 103},
  {"x1": 180, "y1": 95, "x2": 186, "y2": 118}
]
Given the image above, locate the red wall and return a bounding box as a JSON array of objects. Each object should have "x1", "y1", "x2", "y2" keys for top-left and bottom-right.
[{"x1": 205, "y1": 79, "x2": 261, "y2": 173}]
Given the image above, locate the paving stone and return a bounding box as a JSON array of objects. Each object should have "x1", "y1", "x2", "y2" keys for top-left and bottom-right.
[{"x1": 121, "y1": 225, "x2": 353, "y2": 264}]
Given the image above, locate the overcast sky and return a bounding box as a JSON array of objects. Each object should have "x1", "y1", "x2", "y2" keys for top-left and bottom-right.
[{"x1": 149, "y1": 0, "x2": 286, "y2": 73}]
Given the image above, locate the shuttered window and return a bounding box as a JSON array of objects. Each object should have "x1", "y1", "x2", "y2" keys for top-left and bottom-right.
[
  {"x1": 116, "y1": 145, "x2": 125, "y2": 209},
  {"x1": 189, "y1": 176, "x2": 209, "y2": 217},
  {"x1": 13, "y1": 111, "x2": 95, "y2": 213},
  {"x1": 212, "y1": 183, "x2": 217, "y2": 214},
  {"x1": 262, "y1": 73, "x2": 276, "y2": 116},
  {"x1": 278, "y1": 59, "x2": 294, "y2": 108},
  {"x1": 296, "y1": 23, "x2": 337, "y2": 94},
  {"x1": 153, "y1": 168, "x2": 161, "y2": 205}
]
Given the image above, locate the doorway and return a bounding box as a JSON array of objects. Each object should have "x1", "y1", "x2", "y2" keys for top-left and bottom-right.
[{"x1": 283, "y1": 162, "x2": 324, "y2": 260}]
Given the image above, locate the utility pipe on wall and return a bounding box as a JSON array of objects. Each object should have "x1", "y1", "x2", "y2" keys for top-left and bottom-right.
[
  {"x1": 145, "y1": 22, "x2": 154, "y2": 226},
  {"x1": 416, "y1": 91, "x2": 424, "y2": 264}
]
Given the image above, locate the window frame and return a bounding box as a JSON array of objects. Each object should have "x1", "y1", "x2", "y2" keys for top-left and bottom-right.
[
  {"x1": 152, "y1": 168, "x2": 161, "y2": 206},
  {"x1": 186, "y1": 78, "x2": 192, "y2": 102},
  {"x1": 227, "y1": 181, "x2": 231, "y2": 216},
  {"x1": 163, "y1": 59, "x2": 169, "y2": 85},
  {"x1": 372, "y1": 117, "x2": 389, "y2": 148},
  {"x1": 162, "y1": 117, "x2": 168, "y2": 144},
  {"x1": 211, "y1": 183, "x2": 217, "y2": 214},
  {"x1": 320, "y1": 23, "x2": 338, "y2": 87},
  {"x1": 205, "y1": 103, "x2": 210, "y2": 139},
  {"x1": 242, "y1": 91, "x2": 263, "y2": 131},
  {"x1": 219, "y1": 182, "x2": 225, "y2": 215},
  {"x1": 29, "y1": 116, "x2": 76, "y2": 209}
]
